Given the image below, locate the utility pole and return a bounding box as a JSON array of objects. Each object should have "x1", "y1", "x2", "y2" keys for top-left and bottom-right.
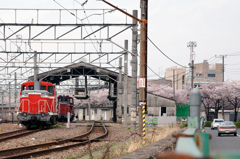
[
  {"x1": 187, "y1": 42, "x2": 197, "y2": 89},
  {"x1": 173, "y1": 69, "x2": 175, "y2": 100},
  {"x1": 124, "y1": 40, "x2": 128, "y2": 126},
  {"x1": 88, "y1": 83, "x2": 91, "y2": 121},
  {"x1": 0, "y1": 90, "x2": 3, "y2": 119},
  {"x1": 131, "y1": 10, "x2": 138, "y2": 133},
  {"x1": 14, "y1": 72, "x2": 17, "y2": 117},
  {"x1": 139, "y1": 0, "x2": 148, "y2": 134},
  {"x1": 9, "y1": 82, "x2": 11, "y2": 119},
  {"x1": 216, "y1": 55, "x2": 226, "y2": 120},
  {"x1": 117, "y1": 57, "x2": 123, "y2": 123},
  {"x1": 176, "y1": 73, "x2": 178, "y2": 90},
  {"x1": 222, "y1": 56, "x2": 224, "y2": 120}
]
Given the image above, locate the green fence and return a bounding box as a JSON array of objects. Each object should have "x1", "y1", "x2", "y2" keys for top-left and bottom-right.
[{"x1": 176, "y1": 104, "x2": 189, "y2": 117}]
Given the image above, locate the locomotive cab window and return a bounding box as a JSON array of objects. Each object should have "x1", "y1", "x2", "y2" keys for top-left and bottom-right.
[
  {"x1": 28, "y1": 85, "x2": 34, "y2": 90},
  {"x1": 40, "y1": 86, "x2": 46, "y2": 90},
  {"x1": 48, "y1": 86, "x2": 54, "y2": 95},
  {"x1": 70, "y1": 99, "x2": 73, "y2": 104},
  {"x1": 22, "y1": 85, "x2": 26, "y2": 91}
]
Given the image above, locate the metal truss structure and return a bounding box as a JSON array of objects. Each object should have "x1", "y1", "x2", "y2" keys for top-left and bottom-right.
[{"x1": 0, "y1": 8, "x2": 135, "y2": 96}]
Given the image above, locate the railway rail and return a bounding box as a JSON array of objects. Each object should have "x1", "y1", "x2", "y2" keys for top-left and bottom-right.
[
  {"x1": 0, "y1": 129, "x2": 41, "y2": 143},
  {"x1": 0, "y1": 121, "x2": 108, "y2": 159}
]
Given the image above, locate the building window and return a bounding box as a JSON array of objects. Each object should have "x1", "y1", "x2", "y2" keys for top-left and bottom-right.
[
  {"x1": 208, "y1": 74, "x2": 215, "y2": 77},
  {"x1": 199, "y1": 73, "x2": 202, "y2": 77},
  {"x1": 161, "y1": 107, "x2": 166, "y2": 116},
  {"x1": 122, "y1": 107, "x2": 124, "y2": 114},
  {"x1": 95, "y1": 109, "x2": 97, "y2": 114},
  {"x1": 127, "y1": 107, "x2": 129, "y2": 114}
]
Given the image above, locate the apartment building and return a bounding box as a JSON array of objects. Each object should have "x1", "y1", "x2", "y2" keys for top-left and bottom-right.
[{"x1": 165, "y1": 60, "x2": 223, "y2": 90}]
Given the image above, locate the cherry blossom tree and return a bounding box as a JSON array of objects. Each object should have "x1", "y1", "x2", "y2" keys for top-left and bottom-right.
[{"x1": 222, "y1": 80, "x2": 240, "y2": 122}]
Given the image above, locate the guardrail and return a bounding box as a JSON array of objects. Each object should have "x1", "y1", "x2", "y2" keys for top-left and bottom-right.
[{"x1": 158, "y1": 116, "x2": 240, "y2": 159}]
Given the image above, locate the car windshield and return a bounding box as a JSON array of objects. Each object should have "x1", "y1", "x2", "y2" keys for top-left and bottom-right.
[
  {"x1": 215, "y1": 120, "x2": 224, "y2": 122},
  {"x1": 220, "y1": 122, "x2": 235, "y2": 126}
]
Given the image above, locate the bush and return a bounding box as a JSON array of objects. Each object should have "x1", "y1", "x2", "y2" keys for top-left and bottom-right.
[
  {"x1": 205, "y1": 121, "x2": 212, "y2": 127},
  {"x1": 234, "y1": 122, "x2": 240, "y2": 128},
  {"x1": 184, "y1": 123, "x2": 188, "y2": 127}
]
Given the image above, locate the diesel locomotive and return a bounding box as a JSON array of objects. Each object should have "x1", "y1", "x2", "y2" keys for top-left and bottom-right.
[
  {"x1": 17, "y1": 81, "x2": 58, "y2": 129},
  {"x1": 57, "y1": 95, "x2": 75, "y2": 122}
]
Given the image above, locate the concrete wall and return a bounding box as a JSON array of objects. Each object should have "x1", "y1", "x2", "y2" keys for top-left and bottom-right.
[
  {"x1": 74, "y1": 108, "x2": 112, "y2": 121},
  {"x1": 158, "y1": 116, "x2": 176, "y2": 126}
]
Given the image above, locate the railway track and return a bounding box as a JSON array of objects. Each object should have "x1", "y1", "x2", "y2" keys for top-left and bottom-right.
[
  {"x1": 0, "y1": 129, "x2": 41, "y2": 143},
  {"x1": 0, "y1": 121, "x2": 108, "y2": 159}
]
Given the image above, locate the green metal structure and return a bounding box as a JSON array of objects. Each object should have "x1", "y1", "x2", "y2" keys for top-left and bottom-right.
[{"x1": 173, "y1": 116, "x2": 240, "y2": 158}]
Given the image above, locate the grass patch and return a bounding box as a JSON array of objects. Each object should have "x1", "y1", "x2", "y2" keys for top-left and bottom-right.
[
  {"x1": 67, "y1": 126, "x2": 180, "y2": 159},
  {"x1": 101, "y1": 126, "x2": 180, "y2": 158},
  {"x1": 50, "y1": 125, "x2": 61, "y2": 129},
  {"x1": 67, "y1": 142, "x2": 117, "y2": 159},
  {"x1": 205, "y1": 121, "x2": 211, "y2": 127}
]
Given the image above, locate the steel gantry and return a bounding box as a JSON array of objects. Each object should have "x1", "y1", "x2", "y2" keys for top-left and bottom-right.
[{"x1": 0, "y1": 8, "x2": 134, "y2": 85}]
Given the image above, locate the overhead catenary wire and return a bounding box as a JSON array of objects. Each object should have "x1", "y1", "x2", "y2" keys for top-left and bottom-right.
[
  {"x1": 147, "y1": 37, "x2": 188, "y2": 68},
  {"x1": 53, "y1": 0, "x2": 99, "y2": 54}
]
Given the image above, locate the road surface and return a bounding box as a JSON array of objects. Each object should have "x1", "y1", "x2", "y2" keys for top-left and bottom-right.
[{"x1": 205, "y1": 127, "x2": 240, "y2": 152}]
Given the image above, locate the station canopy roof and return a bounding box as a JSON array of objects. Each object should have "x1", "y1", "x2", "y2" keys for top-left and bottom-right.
[{"x1": 28, "y1": 62, "x2": 120, "y2": 85}]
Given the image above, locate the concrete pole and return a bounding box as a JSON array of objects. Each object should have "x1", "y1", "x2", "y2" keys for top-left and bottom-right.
[
  {"x1": 34, "y1": 51, "x2": 37, "y2": 81},
  {"x1": 117, "y1": 57, "x2": 123, "y2": 123},
  {"x1": 9, "y1": 82, "x2": 11, "y2": 119},
  {"x1": 191, "y1": 60, "x2": 194, "y2": 89},
  {"x1": 88, "y1": 83, "x2": 91, "y2": 121},
  {"x1": 131, "y1": 10, "x2": 138, "y2": 133},
  {"x1": 139, "y1": 0, "x2": 148, "y2": 134},
  {"x1": 124, "y1": 40, "x2": 128, "y2": 126},
  {"x1": 222, "y1": 56, "x2": 224, "y2": 120},
  {"x1": 1, "y1": 92, "x2": 3, "y2": 119},
  {"x1": 176, "y1": 73, "x2": 178, "y2": 90},
  {"x1": 15, "y1": 72, "x2": 17, "y2": 115},
  {"x1": 173, "y1": 69, "x2": 175, "y2": 101},
  {"x1": 222, "y1": 56, "x2": 224, "y2": 82}
]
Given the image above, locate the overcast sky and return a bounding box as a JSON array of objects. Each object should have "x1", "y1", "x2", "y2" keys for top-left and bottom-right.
[{"x1": 1, "y1": 0, "x2": 240, "y2": 81}]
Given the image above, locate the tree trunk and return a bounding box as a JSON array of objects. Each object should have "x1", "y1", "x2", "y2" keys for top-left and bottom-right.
[
  {"x1": 207, "y1": 105, "x2": 210, "y2": 121},
  {"x1": 234, "y1": 104, "x2": 237, "y2": 122},
  {"x1": 215, "y1": 102, "x2": 218, "y2": 118}
]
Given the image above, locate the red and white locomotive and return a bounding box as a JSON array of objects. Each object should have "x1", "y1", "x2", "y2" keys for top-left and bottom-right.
[
  {"x1": 57, "y1": 95, "x2": 75, "y2": 122},
  {"x1": 18, "y1": 81, "x2": 58, "y2": 129}
]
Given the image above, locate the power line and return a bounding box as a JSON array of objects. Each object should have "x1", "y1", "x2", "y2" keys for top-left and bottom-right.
[
  {"x1": 147, "y1": 37, "x2": 188, "y2": 68},
  {"x1": 53, "y1": 0, "x2": 99, "y2": 54}
]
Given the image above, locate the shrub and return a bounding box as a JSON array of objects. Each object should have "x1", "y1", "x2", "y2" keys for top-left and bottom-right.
[
  {"x1": 205, "y1": 121, "x2": 212, "y2": 127},
  {"x1": 184, "y1": 123, "x2": 188, "y2": 127},
  {"x1": 234, "y1": 122, "x2": 240, "y2": 128}
]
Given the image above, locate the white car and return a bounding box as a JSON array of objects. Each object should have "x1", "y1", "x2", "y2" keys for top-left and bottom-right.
[{"x1": 211, "y1": 119, "x2": 224, "y2": 129}]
